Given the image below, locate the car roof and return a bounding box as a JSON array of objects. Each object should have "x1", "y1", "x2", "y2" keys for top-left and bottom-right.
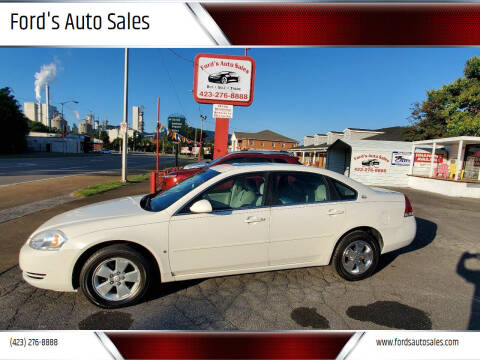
[
  {"x1": 226, "y1": 150, "x2": 295, "y2": 157},
  {"x1": 210, "y1": 163, "x2": 335, "y2": 177},
  {"x1": 208, "y1": 163, "x2": 372, "y2": 192}
]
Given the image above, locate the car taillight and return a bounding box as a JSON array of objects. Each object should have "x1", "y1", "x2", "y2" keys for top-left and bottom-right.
[{"x1": 404, "y1": 195, "x2": 413, "y2": 217}]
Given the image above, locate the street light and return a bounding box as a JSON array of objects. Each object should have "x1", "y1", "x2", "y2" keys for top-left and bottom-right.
[
  {"x1": 58, "y1": 100, "x2": 78, "y2": 154},
  {"x1": 59, "y1": 100, "x2": 79, "y2": 120},
  {"x1": 59, "y1": 100, "x2": 79, "y2": 133}
]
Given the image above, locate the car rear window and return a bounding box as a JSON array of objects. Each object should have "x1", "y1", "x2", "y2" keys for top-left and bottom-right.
[{"x1": 328, "y1": 178, "x2": 358, "y2": 200}]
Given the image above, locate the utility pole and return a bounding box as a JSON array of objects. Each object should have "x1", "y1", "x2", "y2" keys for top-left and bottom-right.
[
  {"x1": 121, "y1": 48, "x2": 129, "y2": 182},
  {"x1": 156, "y1": 97, "x2": 160, "y2": 174},
  {"x1": 199, "y1": 114, "x2": 206, "y2": 161}
]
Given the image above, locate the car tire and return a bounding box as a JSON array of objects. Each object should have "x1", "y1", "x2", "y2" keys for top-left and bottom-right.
[
  {"x1": 79, "y1": 244, "x2": 152, "y2": 308},
  {"x1": 332, "y1": 230, "x2": 379, "y2": 281},
  {"x1": 221, "y1": 76, "x2": 228, "y2": 84}
]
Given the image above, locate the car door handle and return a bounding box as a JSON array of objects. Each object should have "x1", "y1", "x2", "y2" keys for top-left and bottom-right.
[
  {"x1": 245, "y1": 216, "x2": 266, "y2": 223},
  {"x1": 328, "y1": 209, "x2": 344, "y2": 215}
]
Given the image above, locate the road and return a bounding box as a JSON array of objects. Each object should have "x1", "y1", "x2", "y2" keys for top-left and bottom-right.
[
  {"x1": 0, "y1": 185, "x2": 479, "y2": 330},
  {"x1": 0, "y1": 153, "x2": 177, "y2": 186}
]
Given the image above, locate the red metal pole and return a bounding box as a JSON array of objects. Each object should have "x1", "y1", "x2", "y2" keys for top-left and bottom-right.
[
  {"x1": 213, "y1": 118, "x2": 229, "y2": 159},
  {"x1": 156, "y1": 97, "x2": 160, "y2": 175}
]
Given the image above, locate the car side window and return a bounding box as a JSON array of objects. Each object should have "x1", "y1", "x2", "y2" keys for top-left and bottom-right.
[
  {"x1": 270, "y1": 172, "x2": 329, "y2": 206},
  {"x1": 196, "y1": 173, "x2": 267, "y2": 211},
  {"x1": 327, "y1": 178, "x2": 358, "y2": 200},
  {"x1": 271, "y1": 158, "x2": 288, "y2": 164}
]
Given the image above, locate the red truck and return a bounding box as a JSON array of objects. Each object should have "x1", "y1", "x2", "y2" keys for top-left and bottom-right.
[{"x1": 161, "y1": 151, "x2": 301, "y2": 190}]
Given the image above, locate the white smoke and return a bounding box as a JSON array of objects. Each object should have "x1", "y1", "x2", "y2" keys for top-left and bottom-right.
[
  {"x1": 34, "y1": 62, "x2": 57, "y2": 102},
  {"x1": 72, "y1": 110, "x2": 80, "y2": 120}
]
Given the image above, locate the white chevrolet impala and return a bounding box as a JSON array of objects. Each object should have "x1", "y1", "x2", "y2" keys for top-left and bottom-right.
[{"x1": 19, "y1": 164, "x2": 416, "y2": 308}]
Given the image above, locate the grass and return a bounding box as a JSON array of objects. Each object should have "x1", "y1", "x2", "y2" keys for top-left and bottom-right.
[{"x1": 74, "y1": 173, "x2": 150, "y2": 198}]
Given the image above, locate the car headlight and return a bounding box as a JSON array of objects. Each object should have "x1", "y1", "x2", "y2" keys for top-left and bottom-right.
[{"x1": 29, "y1": 230, "x2": 67, "y2": 251}]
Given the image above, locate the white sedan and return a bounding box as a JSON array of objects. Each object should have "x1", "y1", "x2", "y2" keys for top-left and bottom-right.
[{"x1": 19, "y1": 164, "x2": 416, "y2": 308}]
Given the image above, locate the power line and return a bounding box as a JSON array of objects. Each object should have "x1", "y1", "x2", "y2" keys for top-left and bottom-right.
[
  {"x1": 159, "y1": 49, "x2": 186, "y2": 116},
  {"x1": 167, "y1": 49, "x2": 194, "y2": 64}
]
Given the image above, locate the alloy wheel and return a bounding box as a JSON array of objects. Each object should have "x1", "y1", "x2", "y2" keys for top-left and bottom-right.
[
  {"x1": 92, "y1": 257, "x2": 141, "y2": 301},
  {"x1": 341, "y1": 240, "x2": 374, "y2": 275}
]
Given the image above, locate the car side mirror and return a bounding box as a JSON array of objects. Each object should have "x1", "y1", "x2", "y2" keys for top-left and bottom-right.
[{"x1": 190, "y1": 199, "x2": 213, "y2": 214}]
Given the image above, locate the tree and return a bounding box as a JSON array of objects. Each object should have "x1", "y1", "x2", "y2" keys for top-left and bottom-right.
[
  {"x1": 99, "y1": 130, "x2": 109, "y2": 147},
  {"x1": 110, "y1": 138, "x2": 121, "y2": 151},
  {"x1": 27, "y1": 119, "x2": 49, "y2": 133},
  {"x1": 406, "y1": 56, "x2": 480, "y2": 140},
  {"x1": 0, "y1": 87, "x2": 29, "y2": 154}
]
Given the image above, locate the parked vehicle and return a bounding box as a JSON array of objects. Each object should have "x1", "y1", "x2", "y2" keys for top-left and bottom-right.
[
  {"x1": 161, "y1": 151, "x2": 301, "y2": 191},
  {"x1": 208, "y1": 71, "x2": 239, "y2": 84},
  {"x1": 101, "y1": 149, "x2": 113, "y2": 154},
  {"x1": 20, "y1": 164, "x2": 416, "y2": 308}
]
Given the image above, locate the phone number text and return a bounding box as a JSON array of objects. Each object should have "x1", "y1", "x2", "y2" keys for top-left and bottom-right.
[
  {"x1": 10, "y1": 337, "x2": 59, "y2": 347},
  {"x1": 198, "y1": 91, "x2": 249, "y2": 100}
]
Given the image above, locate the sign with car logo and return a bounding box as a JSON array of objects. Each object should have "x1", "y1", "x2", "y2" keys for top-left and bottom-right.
[
  {"x1": 193, "y1": 53, "x2": 255, "y2": 106},
  {"x1": 352, "y1": 152, "x2": 390, "y2": 173},
  {"x1": 391, "y1": 151, "x2": 412, "y2": 166}
]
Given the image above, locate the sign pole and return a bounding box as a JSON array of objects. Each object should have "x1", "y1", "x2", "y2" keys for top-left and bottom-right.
[
  {"x1": 121, "y1": 48, "x2": 129, "y2": 183},
  {"x1": 198, "y1": 114, "x2": 206, "y2": 162},
  {"x1": 213, "y1": 118, "x2": 229, "y2": 159},
  {"x1": 156, "y1": 97, "x2": 160, "y2": 175}
]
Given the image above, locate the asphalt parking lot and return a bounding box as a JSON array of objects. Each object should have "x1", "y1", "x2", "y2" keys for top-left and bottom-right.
[{"x1": 0, "y1": 185, "x2": 479, "y2": 330}]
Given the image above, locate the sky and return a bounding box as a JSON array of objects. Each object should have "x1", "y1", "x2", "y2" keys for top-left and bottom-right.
[{"x1": 1, "y1": 47, "x2": 479, "y2": 143}]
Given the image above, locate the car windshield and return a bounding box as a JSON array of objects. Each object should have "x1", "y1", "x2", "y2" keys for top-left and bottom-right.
[{"x1": 149, "y1": 169, "x2": 220, "y2": 212}]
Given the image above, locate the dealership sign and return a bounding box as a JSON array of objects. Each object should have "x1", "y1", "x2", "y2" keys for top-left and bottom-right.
[
  {"x1": 193, "y1": 53, "x2": 255, "y2": 106},
  {"x1": 352, "y1": 153, "x2": 390, "y2": 174},
  {"x1": 391, "y1": 151, "x2": 412, "y2": 166}
]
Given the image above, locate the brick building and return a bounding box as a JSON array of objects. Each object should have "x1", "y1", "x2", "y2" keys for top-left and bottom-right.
[{"x1": 231, "y1": 130, "x2": 298, "y2": 152}]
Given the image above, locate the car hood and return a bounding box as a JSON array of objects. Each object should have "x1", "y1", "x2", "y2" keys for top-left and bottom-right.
[{"x1": 34, "y1": 195, "x2": 167, "y2": 237}]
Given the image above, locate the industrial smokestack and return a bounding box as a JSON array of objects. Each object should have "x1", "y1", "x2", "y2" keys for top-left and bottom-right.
[
  {"x1": 45, "y1": 84, "x2": 50, "y2": 129},
  {"x1": 38, "y1": 100, "x2": 42, "y2": 124},
  {"x1": 34, "y1": 62, "x2": 57, "y2": 103}
]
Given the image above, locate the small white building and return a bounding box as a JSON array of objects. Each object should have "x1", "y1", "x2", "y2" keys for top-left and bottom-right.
[
  {"x1": 27, "y1": 132, "x2": 84, "y2": 153},
  {"x1": 327, "y1": 139, "x2": 413, "y2": 187}
]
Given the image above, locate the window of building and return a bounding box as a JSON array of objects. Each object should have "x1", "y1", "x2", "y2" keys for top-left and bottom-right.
[
  {"x1": 282, "y1": 143, "x2": 286, "y2": 148},
  {"x1": 249, "y1": 140, "x2": 254, "y2": 146},
  {"x1": 261, "y1": 142, "x2": 264, "y2": 147},
  {"x1": 272, "y1": 143, "x2": 276, "y2": 147}
]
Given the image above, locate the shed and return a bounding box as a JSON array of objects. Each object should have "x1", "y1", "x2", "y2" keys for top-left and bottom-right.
[{"x1": 327, "y1": 139, "x2": 412, "y2": 186}]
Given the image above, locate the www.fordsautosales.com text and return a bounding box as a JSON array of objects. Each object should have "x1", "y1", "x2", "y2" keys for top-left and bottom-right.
[{"x1": 11, "y1": 12, "x2": 150, "y2": 30}]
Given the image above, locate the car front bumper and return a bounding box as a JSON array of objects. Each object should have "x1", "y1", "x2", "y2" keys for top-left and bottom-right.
[{"x1": 19, "y1": 242, "x2": 77, "y2": 292}]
